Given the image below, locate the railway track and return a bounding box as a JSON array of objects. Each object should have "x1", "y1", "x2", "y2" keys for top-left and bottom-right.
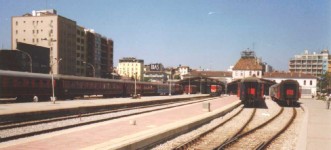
[
  {"x1": 219, "y1": 107, "x2": 296, "y2": 150},
  {"x1": 0, "y1": 97, "x2": 217, "y2": 142},
  {"x1": 173, "y1": 107, "x2": 256, "y2": 150},
  {"x1": 153, "y1": 99, "x2": 297, "y2": 150}
]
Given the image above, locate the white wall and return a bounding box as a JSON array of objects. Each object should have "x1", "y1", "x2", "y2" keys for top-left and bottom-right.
[{"x1": 232, "y1": 70, "x2": 262, "y2": 79}]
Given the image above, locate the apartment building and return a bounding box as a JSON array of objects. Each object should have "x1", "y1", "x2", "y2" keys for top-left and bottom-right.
[
  {"x1": 12, "y1": 9, "x2": 76, "y2": 75},
  {"x1": 76, "y1": 26, "x2": 86, "y2": 76},
  {"x1": 117, "y1": 57, "x2": 144, "y2": 80},
  {"x1": 289, "y1": 49, "x2": 329, "y2": 77},
  {"x1": 11, "y1": 9, "x2": 114, "y2": 77}
]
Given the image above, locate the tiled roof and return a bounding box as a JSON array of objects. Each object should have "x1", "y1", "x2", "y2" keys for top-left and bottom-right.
[
  {"x1": 188, "y1": 70, "x2": 232, "y2": 77},
  {"x1": 263, "y1": 72, "x2": 317, "y2": 79},
  {"x1": 232, "y1": 58, "x2": 262, "y2": 70}
]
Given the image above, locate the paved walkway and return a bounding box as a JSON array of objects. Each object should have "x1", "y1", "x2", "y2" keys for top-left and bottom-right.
[
  {"x1": 299, "y1": 98, "x2": 331, "y2": 150},
  {"x1": 0, "y1": 96, "x2": 239, "y2": 149},
  {"x1": 0, "y1": 94, "x2": 208, "y2": 115}
]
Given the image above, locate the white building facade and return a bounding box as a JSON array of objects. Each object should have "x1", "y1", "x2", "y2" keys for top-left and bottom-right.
[
  {"x1": 178, "y1": 66, "x2": 190, "y2": 79},
  {"x1": 117, "y1": 57, "x2": 144, "y2": 80},
  {"x1": 289, "y1": 49, "x2": 329, "y2": 77}
]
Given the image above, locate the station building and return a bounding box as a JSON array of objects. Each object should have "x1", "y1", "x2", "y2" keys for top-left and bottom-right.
[
  {"x1": 11, "y1": 9, "x2": 114, "y2": 77},
  {"x1": 232, "y1": 49, "x2": 263, "y2": 79}
]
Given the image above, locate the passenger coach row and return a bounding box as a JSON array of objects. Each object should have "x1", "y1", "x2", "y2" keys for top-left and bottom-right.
[
  {"x1": 0, "y1": 70, "x2": 183, "y2": 101},
  {"x1": 0, "y1": 70, "x2": 301, "y2": 104}
]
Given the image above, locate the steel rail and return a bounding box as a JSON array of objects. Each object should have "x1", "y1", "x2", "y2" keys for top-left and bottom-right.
[
  {"x1": 217, "y1": 107, "x2": 284, "y2": 149},
  {"x1": 256, "y1": 107, "x2": 297, "y2": 150}
]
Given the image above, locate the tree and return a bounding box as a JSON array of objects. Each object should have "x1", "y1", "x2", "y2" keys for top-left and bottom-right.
[{"x1": 318, "y1": 72, "x2": 331, "y2": 93}]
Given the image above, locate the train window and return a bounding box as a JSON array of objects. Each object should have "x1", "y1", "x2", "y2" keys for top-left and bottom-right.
[
  {"x1": 30, "y1": 80, "x2": 34, "y2": 87},
  {"x1": 71, "y1": 81, "x2": 75, "y2": 88},
  {"x1": 8, "y1": 78, "x2": 13, "y2": 87},
  {"x1": 43, "y1": 80, "x2": 47, "y2": 87},
  {"x1": 23, "y1": 79, "x2": 29, "y2": 87},
  {"x1": 1, "y1": 77, "x2": 4, "y2": 87},
  {"x1": 18, "y1": 79, "x2": 24, "y2": 87},
  {"x1": 37, "y1": 80, "x2": 41, "y2": 87}
]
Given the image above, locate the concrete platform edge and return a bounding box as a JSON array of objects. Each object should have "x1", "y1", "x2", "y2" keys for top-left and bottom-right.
[
  {"x1": 296, "y1": 104, "x2": 308, "y2": 150},
  {"x1": 83, "y1": 100, "x2": 242, "y2": 150}
]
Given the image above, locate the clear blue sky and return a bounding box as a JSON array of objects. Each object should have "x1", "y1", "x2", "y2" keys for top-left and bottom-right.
[{"x1": 0, "y1": 0, "x2": 330, "y2": 71}]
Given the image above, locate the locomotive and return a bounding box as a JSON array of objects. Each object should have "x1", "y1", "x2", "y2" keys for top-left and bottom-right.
[
  {"x1": 269, "y1": 79, "x2": 301, "y2": 106},
  {"x1": 210, "y1": 85, "x2": 222, "y2": 96},
  {"x1": 0, "y1": 70, "x2": 183, "y2": 101}
]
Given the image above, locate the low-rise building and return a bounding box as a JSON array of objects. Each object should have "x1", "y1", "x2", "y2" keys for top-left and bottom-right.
[
  {"x1": 144, "y1": 63, "x2": 166, "y2": 82},
  {"x1": 117, "y1": 57, "x2": 144, "y2": 80},
  {"x1": 232, "y1": 49, "x2": 263, "y2": 79}
]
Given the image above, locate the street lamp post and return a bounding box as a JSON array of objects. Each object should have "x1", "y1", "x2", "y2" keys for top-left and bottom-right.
[
  {"x1": 200, "y1": 76, "x2": 202, "y2": 94},
  {"x1": 188, "y1": 74, "x2": 191, "y2": 95},
  {"x1": 16, "y1": 49, "x2": 32, "y2": 72},
  {"x1": 51, "y1": 58, "x2": 62, "y2": 104},
  {"x1": 134, "y1": 72, "x2": 137, "y2": 97},
  {"x1": 83, "y1": 62, "x2": 95, "y2": 77},
  {"x1": 169, "y1": 74, "x2": 172, "y2": 96}
]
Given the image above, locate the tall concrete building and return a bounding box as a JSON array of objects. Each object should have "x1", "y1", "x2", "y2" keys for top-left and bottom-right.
[
  {"x1": 76, "y1": 25, "x2": 86, "y2": 76},
  {"x1": 289, "y1": 49, "x2": 329, "y2": 77},
  {"x1": 117, "y1": 57, "x2": 144, "y2": 80},
  {"x1": 12, "y1": 9, "x2": 76, "y2": 75},
  {"x1": 11, "y1": 9, "x2": 114, "y2": 77}
]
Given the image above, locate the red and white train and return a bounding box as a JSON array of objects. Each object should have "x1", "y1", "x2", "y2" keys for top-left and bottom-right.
[{"x1": 210, "y1": 85, "x2": 222, "y2": 96}]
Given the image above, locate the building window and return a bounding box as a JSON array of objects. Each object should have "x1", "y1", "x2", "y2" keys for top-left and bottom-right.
[
  {"x1": 16, "y1": 21, "x2": 18, "y2": 25},
  {"x1": 310, "y1": 80, "x2": 312, "y2": 85},
  {"x1": 16, "y1": 30, "x2": 18, "y2": 34},
  {"x1": 304, "y1": 80, "x2": 306, "y2": 85}
]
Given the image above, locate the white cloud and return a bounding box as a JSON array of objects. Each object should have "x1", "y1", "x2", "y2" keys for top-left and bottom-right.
[{"x1": 208, "y1": 12, "x2": 216, "y2": 15}]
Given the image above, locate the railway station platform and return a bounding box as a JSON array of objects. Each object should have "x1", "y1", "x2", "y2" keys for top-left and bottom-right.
[
  {"x1": 0, "y1": 94, "x2": 209, "y2": 115},
  {"x1": 298, "y1": 98, "x2": 331, "y2": 150},
  {"x1": 0, "y1": 95, "x2": 240, "y2": 150}
]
